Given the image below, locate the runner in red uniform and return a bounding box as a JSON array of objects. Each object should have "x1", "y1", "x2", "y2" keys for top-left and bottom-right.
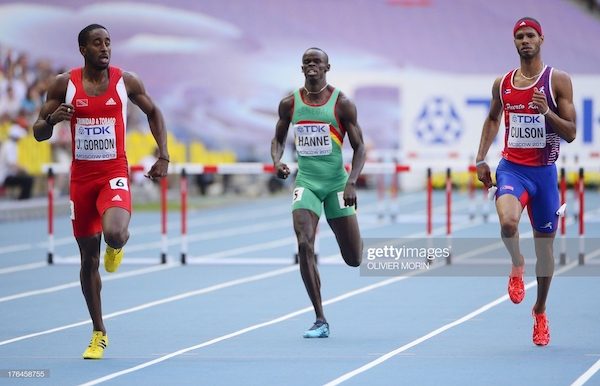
[
  {"x1": 33, "y1": 24, "x2": 169, "y2": 359},
  {"x1": 475, "y1": 17, "x2": 576, "y2": 346}
]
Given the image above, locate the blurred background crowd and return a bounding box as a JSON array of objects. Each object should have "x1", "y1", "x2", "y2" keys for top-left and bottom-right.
[
  {"x1": 0, "y1": 0, "x2": 598, "y2": 202},
  {"x1": 0, "y1": 48, "x2": 242, "y2": 201},
  {"x1": 0, "y1": 50, "x2": 66, "y2": 200}
]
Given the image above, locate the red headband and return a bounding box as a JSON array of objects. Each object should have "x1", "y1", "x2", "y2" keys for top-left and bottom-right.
[{"x1": 513, "y1": 19, "x2": 542, "y2": 37}]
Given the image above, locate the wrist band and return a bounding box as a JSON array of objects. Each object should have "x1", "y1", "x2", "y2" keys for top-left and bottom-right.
[
  {"x1": 475, "y1": 160, "x2": 486, "y2": 167},
  {"x1": 158, "y1": 157, "x2": 170, "y2": 162},
  {"x1": 541, "y1": 106, "x2": 550, "y2": 115}
]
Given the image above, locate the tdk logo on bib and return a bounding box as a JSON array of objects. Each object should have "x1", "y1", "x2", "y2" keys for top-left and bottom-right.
[
  {"x1": 296, "y1": 125, "x2": 327, "y2": 133},
  {"x1": 78, "y1": 126, "x2": 112, "y2": 135},
  {"x1": 512, "y1": 114, "x2": 542, "y2": 124}
]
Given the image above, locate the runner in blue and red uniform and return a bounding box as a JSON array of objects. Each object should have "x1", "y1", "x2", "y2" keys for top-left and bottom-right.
[
  {"x1": 33, "y1": 24, "x2": 169, "y2": 359},
  {"x1": 476, "y1": 17, "x2": 576, "y2": 346}
]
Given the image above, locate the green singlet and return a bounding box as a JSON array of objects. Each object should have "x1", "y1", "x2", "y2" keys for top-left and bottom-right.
[{"x1": 291, "y1": 88, "x2": 355, "y2": 219}]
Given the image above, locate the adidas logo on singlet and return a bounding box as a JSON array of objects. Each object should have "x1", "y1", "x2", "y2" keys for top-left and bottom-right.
[
  {"x1": 111, "y1": 194, "x2": 123, "y2": 202},
  {"x1": 106, "y1": 98, "x2": 117, "y2": 105}
]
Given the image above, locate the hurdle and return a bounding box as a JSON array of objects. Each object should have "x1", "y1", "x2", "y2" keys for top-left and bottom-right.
[
  {"x1": 174, "y1": 162, "x2": 285, "y2": 264},
  {"x1": 445, "y1": 168, "x2": 452, "y2": 264},
  {"x1": 160, "y1": 176, "x2": 168, "y2": 264},
  {"x1": 559, "y1": 164, "x2": 587, "y2": 265},
  {"x1": 376, "y1": 160, "x2": 407, "y2": 221},
  {"x1": 173, "y1": 162, "x2": 410, "y2": 264},
  {"x1": 180, "y1": 168, "x2": 188, "y2": 264},
  {"x1": 42, "y1": 163, "x2": 167, "y2": 265},
  {"x1": 46, "y1": 167, "x2": 55, "y2": 264},
  {"x1": 427, "y1": 167, "x2": 432, "y2": 236},
  {"x1": 572, "y1": 155, "x2": 580, "y2": 221},
  {"x1": 428, "y1": 162, "x2": 521, "y2": 265},
  {"x1": 559, "y1": 167, "x2": 568, "y2": 265},
  {"x1": 425, "y1": 167, "x2": 453, "y2": 264},
  {"x1": 42, "y1": 163, "x2": 70, "y2": 264},
  {"x1": 578, "y1": 167, "x2": 585, "y2": 265}
]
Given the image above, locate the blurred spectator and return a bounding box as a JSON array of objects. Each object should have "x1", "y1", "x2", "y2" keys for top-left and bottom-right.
[
  {"x1": 0, "y1": 49, "x2": 56, "y2": 127},
  {"x1": 12, "y1": 53, "x2": 36, "y2": 85},
  {"x1": 1, "y1": 51, "x2": 28, "y2": 103},
  {"x1": 21, "y1": 82, "x2": 44, "y2": 120},
  {"x1": 0, "y1": 84, "x2": 23, "y2": 123},
  {"x1": 33, "y1": 59, "x2": 54, "y2": 84},
  {"x1": 0, "y1": 122, "x2": 33, "y2": 199}
]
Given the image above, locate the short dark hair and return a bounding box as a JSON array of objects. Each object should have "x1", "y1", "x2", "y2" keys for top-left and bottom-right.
[
  {"x1": 304, "y1": 47, "x2": 329, "y2": 64},
  {"x1": 78, "y1": 24, "x2": 108, "y2": 47}
]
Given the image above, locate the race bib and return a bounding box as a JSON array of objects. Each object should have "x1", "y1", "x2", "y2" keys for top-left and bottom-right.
[
  {"x1": 507, "y1": 113, "x2": 546, "y2": 148},
  {"x1": 109, "y1": 177, "x2": 129, "y2": 191},
  {"x1": 337, "y1": 191, "x2": 346, "y2": 209},
  {"x1": 294, "y1": 123, "x2": 332, "y2": 156},
  {"x1": 74, "y1": 118, "x2": 117, "y2": 160},
  {"x1": 293, "y1": 187, "x2": 304, "y2": 204}
]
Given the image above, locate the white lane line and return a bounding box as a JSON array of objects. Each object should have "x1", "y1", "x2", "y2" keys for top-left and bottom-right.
[
  {"x1": 0, "y1": 195, "x2": 472, "y2": 276},
  {"x1": 0, "y1": 203, "x2": 293, "y2": 256},
  {"x1": 0, "y1": 193, "x2": 513, "y2": 276},
  {"x1": 0, "y1": 261, "x2": 47, "y2": 274},
  {"x1": 0, "y1": 206, "x2": 585, "y2": 303},
  {"x1": 75, "y1": 241, "x2": 511, "y2": 385},
  {"x1": 571, "y1": 358, "x2": 600, "y2": 386},
  {"x1": 41, "y1": 218, "x2": 293, "y2": 263},
  {"x1": 77, "y1": 275, "x2": 410, "y2": 386},
  {"x1": 51, "y1": 218, "x2": 293, "y2": 260},
  {"x1": 567, "y1": 249, "x2": 600, "y2": 386},
  {"x1": 0, "y1": 202, "x2": 377, "y2": 265},
  {"x1": 0, "y1": 197, "x2": 480, "y2": 298},
  {"x1": 0, "y1": 244, "x2": 37, "y2": 255},
  {"x1": 186, "y1": 237, "x2": 297, "y2": 261},
  {"x1": 3, "y1": 237, "x2": 459, "y2": 375},
  {"x1": 323, "y1": 259, "x2": 584, "y2": 386},
  {"x1": 0, "y1": 265, "x2": 297, "y2": 346},
  {"x1": 0, "y1": 263, "x2": 180, "y2": 303},
  {"x1": 7, "y1": 236, "x2": 582, "y2": 382},
  {"x1": 185, "y1": 215, "x2": 414, "y2": 262},
  {"x1": 0, "y1": 225, "x2": 363, "y2": 301}
]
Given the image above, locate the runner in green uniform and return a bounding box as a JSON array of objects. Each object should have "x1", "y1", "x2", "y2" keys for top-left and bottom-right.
[{"x1": 271, "y1": 48, "x2": 366, "y2": 338}]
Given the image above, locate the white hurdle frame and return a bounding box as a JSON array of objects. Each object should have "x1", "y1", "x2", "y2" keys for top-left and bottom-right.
[{"x1": 173, "y1": 162, "x2": 410, "y2": 264}]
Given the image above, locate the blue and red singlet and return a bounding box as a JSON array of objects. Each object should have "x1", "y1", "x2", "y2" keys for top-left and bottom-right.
[{"x1": 496, "y1": 65, "x2": 561, "y2": 233}]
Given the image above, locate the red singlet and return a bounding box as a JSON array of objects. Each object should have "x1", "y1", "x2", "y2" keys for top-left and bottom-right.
[{"x1": 66, "y1": 66, "x2": 132, "y2": 238}]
